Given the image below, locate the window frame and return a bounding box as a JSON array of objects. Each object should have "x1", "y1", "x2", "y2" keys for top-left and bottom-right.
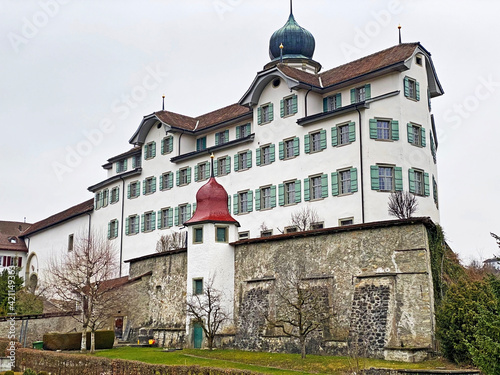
[
  {"x1": 284, "y1": 181, "x2": 296, "y2": 206},
  {"x1": 108, "y1": 219, "x2": 119, "y2": 239},
  {"x1": 238, "y1": 191, "x2": 249, "y2": 214},
  {"x1": 284, "y1": 138, "x2": 295, "y2": 159},
  {"x1": 193, "y1": 227, "x2": 204, "y2": 244},
  {"x1": 339, "y1": 169, "x2": 352, "y2": 195},
  {"x1": 215, "y1": 130, "x2": 229, "y2": 145},
  {"x1": 179, "y1": 167, "x2": 189, "y2": 186},
  {"x1": 193, "y1": 278, "x2": 203, "y2": 295},
  {"x1": 261, "y1": 229, "x2": 273, "y2": 237},
  {"x1": 161, "y1": 136, "x2": 173, "y2": 155},
  {"x1": 128, "y1": 181, "x2": 140, "y2": 199},
  {"x1": 260, "y1": 186, "x2": 272, "y2": 210},
  {"x1": 143, "y1": 211, "x2": 155, "y2": 232},
  {"x1": 339, "y1": 218, "x2": 354, "y2": 226},
  {"x1": 144, "y1": 176, "x2": 156, "y2": 195},
  {"x1": 196, "y1": 136, "x2": 207, "y2": 151},
  {"x1": 160, "y1": 172, "x2": 173, "y2": 191},
  {"x1": 110, "y1": 187, "x2": 119, "y2": 204},
  {"x1": 144, "y1": 141, "x2": 156, "y2": 160},
  {"x1": 127, "y1": 215, "x2": 139, "y2": 235},
  {"x1": 159, "y1": 207, "x2": 172, "y2": 229},
  {"x1": 116, "y1": 159, "x2": 127, "y2": 173},
  {"x1": 215, "y1": 226, "x2": 228, "y2": 243},
  {"x1": 310, "y1": 175, "x2": 323, "y2": 200}
]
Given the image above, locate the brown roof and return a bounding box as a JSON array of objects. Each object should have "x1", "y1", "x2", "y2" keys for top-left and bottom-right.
[
  {"x1": 276, "y1": 43, "x2": 419, "y2": 88},
  {"x1": 21, "y1": 199, "x2": 94, "y2": 237},
  {"x1": 155, "y1": 103, "x2": 251, "y2": 132},
  {"x1": 0, "y1": 221, "x2": 31, "y2": 252}
]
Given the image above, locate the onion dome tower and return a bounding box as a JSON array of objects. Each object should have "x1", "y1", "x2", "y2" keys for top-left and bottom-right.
[{"x1": 264, "y1": 1, "x2": 321, "y2": 72}]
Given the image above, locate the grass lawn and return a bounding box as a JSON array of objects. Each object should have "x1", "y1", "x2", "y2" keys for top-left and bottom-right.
[{"x1": 91, "y1": 347, "x2": 461, "y2": 374}]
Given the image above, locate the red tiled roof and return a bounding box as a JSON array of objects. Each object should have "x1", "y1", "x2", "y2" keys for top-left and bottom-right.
[
  {"x1": 155, "y1": 103, "x2": 251, "y2": 132},
  {"x1": 21, "y1": 199, "x2": 94, "y2": 237},
  {"x1": 277, "y1": 43, "x2": 419, "y2": 88},
  {"x1": 0, "y1": 221, "x2": 31, "y2": 252}
]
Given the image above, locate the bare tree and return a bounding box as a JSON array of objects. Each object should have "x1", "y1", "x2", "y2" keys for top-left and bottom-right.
[
  {"x1": 46, "y1": 231, "x2": 119, "y2": 352},
  {"x1": 186, "y1": 278, "x2": 229, "y2": 350},
  {"x1": 266, "y1": 269, "x2": 330, "y2": 359},
  {"x1": 290, "y1": 206, "x2": 321, "y2": 231},
  {"x1": 491, "y1": 232, "x2": 500, "y2": 248},
  {"x1": 388, "y1": 191, "x2": 418, "y2": 219},
  {"x1": 156, "y1": 231, "x2": 187, "y2": 253}
]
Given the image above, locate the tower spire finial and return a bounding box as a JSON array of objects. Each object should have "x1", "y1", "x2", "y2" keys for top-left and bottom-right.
[
  {"x1": 290, "y1": 0, "x2": 293, "y2": 15},
  {"x1": 398, "y1": 24, "x2": 402, "y2": 44},
  {"x1": 162, "y1": 95, "x2": 165, "y2": 110},
  {"x1": 210, "y1": 153, "x2": 215, "y2": 178}
]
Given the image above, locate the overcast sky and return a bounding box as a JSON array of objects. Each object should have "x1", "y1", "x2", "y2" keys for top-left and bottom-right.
[{"x1": 1, "y1": 0, "x2": 499, "y2": 264}]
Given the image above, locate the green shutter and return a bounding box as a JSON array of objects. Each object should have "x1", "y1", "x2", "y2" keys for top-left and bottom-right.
[
  {"x1": 141, "y1": 214, "x2": 145, "y2": 233},
  {"x1": 125, "y1": 217, "x2": 129, "y2": 235},
  {"x1": 321, "y1": 174, "x2": 328, "y2": 198},
  {"x1": 194, "y1": 165, "x2": 199, "y2": 181},
  {"x1": 169, "y1": 173, "x2": 173, "y2": 189},
  {"x1": 174, "y1": 207, "x2": 179, "y2": 226},
  {"x1": 169, "y1": 137, "x2": 173, "y2": 153},
  {"x1": 323, "y1": 97, "x2": 328, "y2": 112},
  {"x1": 279, "y1": 141, "x2": 284, "y2": 160},
  {"x1": 320, "y1": 129, "x2": 327, "y2": 150},
  {"x1": 257, "y1": 107, "x2": 262, "y2": 125},
  {"x1": 127, "y1": 184, "x2": 131, "y2": 199},
  {"x1": 143, "y1": 179, "x2": 146, "y2": 195},
  {"x1": 336, "y1": 93, "x2": 342, "y2": 108},
  {"x1": 278, "y1": 184, "x2": 285, "y2": 206},
  {"x1": 255, "y1": 189, "x2": 261, "y2": 211},
  {"x1": 236, "y1": 125, "x2": 241, "y2": 139},
  {"x1": 205, "y1": 162, "x2": 210, "y2": 179},
  {"x1": 152, "y1": 142, "x2": 156, "y2": 157},
  {"x1": 292, "y1": 95, "x2": 298, "y2": 114},
  {"x1": 159, "y1": 174, "x2": 163, "y2": 190},
  {"x1": 215, "y1": 132, "x2": 220, "y2": 146},
  {"x1": 404, "y1": 77, "x2": 410, "y2": 97},
  {"x1": 416, "y1": 81, "x2": 420, "y2": 101},
  {"x1": 247, "y1": 150, "x2": 252, "y2": 168},
  {"x1": 187, "y1": 204, "x2": 192, "y2": 220},
  {"x1": 233, "y1": 194, "x2": 239, "y2": 215},
  {"x1": 269, "y1": 103, "x2": 274, "y2": 121},
  {"x1": 421, "y1": 127, "x2": 426, "y2": 147},
  {"x1": 424, "y1": 172, "x2": 430, "y2": 196},
  {"x1": 391, "y1": 120, "x2": 399, "y2": 141},
  {"x1": 331, "y1": 172, "x2": 339, "y2": 196},
  {"x1": 213, "y1": 160, "x2": 218, "y2": 177},
  {"x1": 331, "y1": 127, "x2": 338, "y2": 146},
  {"x1": 234, "y1": 154, "x2": 239, "y2": 172},
  {"x1": 370, "y1": 166, "x2": 380, "y2": 190},
  {"x1": 395, "y1": 167, "x2": 403, "y2": 191},
  {"x1": 270, "y1": 144, "x2": 276, "y2": 162},
  {"x1": 157, "y1": 210, "x2": 162, "y2": 228},
  {"x1": 247, "y1": 190, "x2": 253, "y2": 212},
  {"x1": 107, "y1": 221, "x2": 111, "y2": 239},
  {"x1": 226, "y1": 156, "x2": 231, "y2": 174},
  {"x1": 168, "y1": 209, "x2": 173, "y2": 227},
  {"x1": 136, "y1": 181, "x2": 140, "y2": 196},
  {"x1": 152, "y1": 212, "x2": 156, "y2": 230},
  {"x1": 295, "y1": 180, "x2": 301, "y2": 203},
  {"x1": 280, "y1": 99, "x2": 285, "y2": 117},
  {"x1": 224, "y1": 130, "x2": 229, "y2": 142},
  {"x1": 294, "y1": 137, "x2": 300, "y2": 156},
  {"x1": 304, "y1": 134, "x2": 310, "y2": 154},
  {"x1": 369, "y1": 119, "x2": 378, "y2": 139},
  {"x1": 349, "y1": 122, "x2": 356, "y2": 142},
  {"x1": 408, "y1": 169, "x2": 416, "y2": 193},
  {"x1": 161, "y1": 138, "x2": 165, "y2": 154},
  {"x1": 407, "y1": 123, "x2": 414, "y2": 144},
  {"x1": 144, "y1": 144, "x2": 148, "y2": 160},
  {"x1": 246, "y1": 123, "x2": 251, "y2": 135},
  {"x1": 152, "y1": 177, "x2": 156, "y2": 193},
  {"x1": 365, "y1": 84, "x2": 371, "y2": 100},
  {"x1": 176, "y1": 170, "x2": 180, "y2": 186},
  {"x1": 351, "y1": 168, "x2": 358, "y2": 192},
  {"x1": 271, "y1": 185, "x2": 276, "y2": 208},
  {"x1": 123, "y1": 159, "x2": 127, "y2": 171},
  {"x1": 304, "y1": 178, "x2": 310, "y2": 201},
  {"x1": 227, "y1": 195, "x2": 231, "y2": 213},
  {"x1": 350, "y1": 88, "x2": 356, "y2": 104},
  {"x1": 256, "y1": 147, "x2": 261, "y2": 166},
  {"x1": 187, "y1": 167, "x2": 192, "y2": 184}
]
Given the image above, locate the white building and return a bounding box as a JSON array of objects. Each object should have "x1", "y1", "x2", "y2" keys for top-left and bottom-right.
[{"x1": 21, "y1": 9, "x2": 443, "y2": 277}]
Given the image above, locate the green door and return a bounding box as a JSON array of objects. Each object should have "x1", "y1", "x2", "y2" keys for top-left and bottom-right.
[{"x1": 193, "y1": 323, "x2": 203, "y2": 349}]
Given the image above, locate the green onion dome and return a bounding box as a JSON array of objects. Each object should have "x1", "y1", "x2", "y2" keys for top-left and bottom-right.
[{"x1": 269, "y1": 12, "x2": 315, "y2": 61}]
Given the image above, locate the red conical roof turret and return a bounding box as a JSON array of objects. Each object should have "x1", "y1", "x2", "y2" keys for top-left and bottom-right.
[{"x1": 184, "y1": 156, "x2": 239, "y2": 226}]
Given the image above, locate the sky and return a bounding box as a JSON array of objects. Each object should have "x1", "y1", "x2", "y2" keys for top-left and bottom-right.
[{"x1": 1, "y1": 0, "x2": 499, "y2": 265}]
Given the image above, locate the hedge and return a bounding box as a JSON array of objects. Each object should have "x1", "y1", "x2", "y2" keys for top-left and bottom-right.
[
  {"x1": 43, "y1": 330, "x2": 114, "y2": 350},
  {"x1": 0, "y1": 337, "x2": 20, "y2": 357},
  {"x1": 15, "y1": 348, "x2": 263, "y2": 375}
]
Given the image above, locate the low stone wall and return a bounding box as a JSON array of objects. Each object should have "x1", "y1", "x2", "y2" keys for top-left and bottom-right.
[{"x1": 15, "y1": 348, "x2": 262, "y2": 375}]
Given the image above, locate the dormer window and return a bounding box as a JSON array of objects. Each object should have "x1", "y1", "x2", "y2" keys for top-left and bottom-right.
[
  {"x1": 416, "y1": 55, "x2": 423, "y2": 66},
  {"x1": 9, "y1": 237, "x2": 17, "y2": 244},
  {"x1": 215, "y1": 130, "x2": 229, "y2": 146},
  {"x1": 116, "y1": 159, "x2": 127, "y2": 173},
  {"x1": 350, "y1": 84, "x2": 371, "y2": 104}
]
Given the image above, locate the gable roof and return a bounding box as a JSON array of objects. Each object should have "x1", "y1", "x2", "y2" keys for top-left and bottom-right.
[
  {"x1": 21, "y1": 199, "x2": 94, "y2": 237},
  {"x1": 0, "y1": 221, "x2": 31, "y2": 252}
]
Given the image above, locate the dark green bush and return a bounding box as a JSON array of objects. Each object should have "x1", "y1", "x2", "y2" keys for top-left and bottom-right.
[
  {"x1": 22, "y1": 369, "x2": 36, "y2": 375},
  {"x1": 43, "y1": 330, "x2": 114, "y2": 350},
  {"x1": 4, "y1": 370, "x2": 14, "y2": 375}
]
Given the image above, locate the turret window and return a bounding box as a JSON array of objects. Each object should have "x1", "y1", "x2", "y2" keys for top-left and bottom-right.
[
  {"x1": 216, "y1": 226, "x2": 228, "y2": 243},
  {"x1": 369, "y1": 119, "x2": 399, "y2": 141},
  {"x1": 370, "y1": 165, "x2": 403, "y2": 192},
  {"x1": 404, "y1": 76, "x2": 420, "y2": 101},
  {"x1": 407, "y1": 123, "x2": 426, "y2": 147},
  {"x1": 409, "y1": 168, "x2": 430, "y2": 196}
]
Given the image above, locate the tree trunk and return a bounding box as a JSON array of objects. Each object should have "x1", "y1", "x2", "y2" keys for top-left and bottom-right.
[
  {"x1": 90, "y1": 330, "x2": 96, "y2": 353},
  {"x1": 300, "y1": 336, "x2": 306, "y2": 359},
  {"x1": 81, "y1": 329, "x2": 87, "y2": 352},
  {"x1": 207, "y1": 336, "x2": 214, "y2": 350}
]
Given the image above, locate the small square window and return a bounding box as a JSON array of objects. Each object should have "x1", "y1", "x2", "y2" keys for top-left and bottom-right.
[
  {"x1": 261, "y1": 229, "x2": 273, "y2": 237},
  {"x1": 285, "y1": 226, "x2": 298, "y2": 233},
  {"x1": 193, "y1": 227, "x2": 203, "y2": 244},
  {"x1": 216, "y1": 226, "x2": 228, "y2": 243},
  {"x1": 68, "y1": 234, "x2": 74, "y2": 251},
  {"x1": 238, "y1": 231, "x2": 250, "y2": 240},
  {"x1": 339, "y1": 218, "x2": 354, "y2": 226},
  {"x1": 311, "y1": 222, "x2": 324, "y2": 230},
  {"x1": 193, "y1": 279, "x2": 203, "y2": 295}
]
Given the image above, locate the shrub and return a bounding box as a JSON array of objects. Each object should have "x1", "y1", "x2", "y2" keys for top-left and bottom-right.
[
  {"x1": 22, "y1": 370, "x2": 36, "y2": 375},
  {"x1": 43, "y1": 330, "x2": 114, "y2": 350},
  {"x1": 4, "y1": 370, "x2": 15, "y2": 375}
]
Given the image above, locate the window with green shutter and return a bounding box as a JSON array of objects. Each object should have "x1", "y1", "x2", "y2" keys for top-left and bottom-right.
[
  {"x1": 160, "y1": 172, "x2": 173, "y2": 190},
  {"x1": 433, "y1": 175, "x2": 439, "y2": 207},
  {"x1": 143, "y1": 176, "x2": 156, "y2": 195},
  {"x1": 236, "y1": 123, "x2": 251, "y2": 139},
  {"x1": 215, "y1": 130, "x2": 229, "y2": 145},
  {"x1": 279, "y1": 180, "x2": 301, "y2": 206},
  {"x1": 280, "y1": 137, "x2": 300, "y2": 159},
  {"x1": 258, "y1": 103, "x2": 273, "y2": 124},
  {"x1": 371, "y1": 165, "x2": 402, "y2": 192},
  {"x1": 305, "y1": 130, "x2": 327, "y2": 153},
  {"x1": 161, "y1": 136, "x2": 173, "y2": 154},
  {"x1": 430, "y1": 133, "x2": 437, "y2": 163},
  {"x1": 370, "y1": 119, "x2": 398, "y2": 141},
  {"x1": 404, "y1": 76, "x2": 420, "y2": 101},
  {"x1": 108, "y1": 219, "x2": 118, "y2": 239},
  {"x1": 128, "y1": 181, "x2": 140, "y2": 199},
  {"x1": 235, "y1": 150, "x2": 252, "y2": 171},
  {"x1": 257, "y1": 144, "x2": 275, "y2": 166},
  {"x1": 195, "y1": 162, "x2": 209, "y2": 182},
  {"x1": 351, "y1": 84, "x2": 371, "y2": 103},
  {"x1": 144, "y1": 141, "x2": 156, "y2": 159},
  {"x1": 196, "y1": 136, "x2": 207, "y2": 151},
  {"x1": 407, "y1": 123, "x2": 425, "y2": 147},
  {"x1": 177, "y1": 167, "x2": 190, "y2": 186},
  {"x1": 323, "y1": 93, "x2": 341, "y2": 112},
  {"x1": 281, "y1": 95, "x2": 298, "y2": 117},
  {"x1": 334, "y1": 122, "x2": 356, "y2": 145},
  {"x1": 308, "y1": 174, "x2": 328, "y2": 200}
]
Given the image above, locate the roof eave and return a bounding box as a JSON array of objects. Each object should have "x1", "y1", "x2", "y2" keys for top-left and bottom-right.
[{"x1": 87, "y1": 167, "x2": 143, "y2": 192}]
